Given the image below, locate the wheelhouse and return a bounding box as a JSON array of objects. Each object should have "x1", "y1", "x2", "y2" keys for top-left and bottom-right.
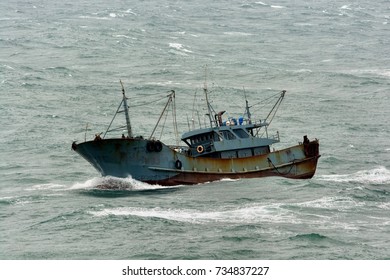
[{"x1": 181, "y1": 121, "x2": 279, "y2": 159}]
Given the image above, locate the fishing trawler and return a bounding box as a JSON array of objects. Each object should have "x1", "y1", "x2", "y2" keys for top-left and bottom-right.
[{"x1": 71, "y1": 81, "x2": 320, "y2": 186}]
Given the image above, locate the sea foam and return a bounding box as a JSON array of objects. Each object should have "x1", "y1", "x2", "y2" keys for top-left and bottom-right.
[{"x1": 317, "y1": 166, "x2": 390, "y2": 185}]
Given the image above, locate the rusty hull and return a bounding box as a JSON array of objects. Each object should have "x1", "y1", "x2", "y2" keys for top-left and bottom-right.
[{"x1": 147, "y1": 141, "x2": 320, "y2": 185}]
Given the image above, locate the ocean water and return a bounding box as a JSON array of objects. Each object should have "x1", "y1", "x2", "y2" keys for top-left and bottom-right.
[{"x1": 1, "y1": 0, "x2": 389, "y2": 259}]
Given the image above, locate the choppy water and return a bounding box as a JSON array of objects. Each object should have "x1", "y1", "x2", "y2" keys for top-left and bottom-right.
[{"x1": 1, "y1": 0, "x2": 389, "y2": 259}]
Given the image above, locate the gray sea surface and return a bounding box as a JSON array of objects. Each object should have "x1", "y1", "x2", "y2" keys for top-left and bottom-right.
[{"x1": 1, "y1": 0, "x2": 389, "y2": 259}]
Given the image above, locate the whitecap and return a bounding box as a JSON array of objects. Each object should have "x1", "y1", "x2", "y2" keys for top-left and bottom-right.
[
  {"x1": 147, "y1": 80, "x2": 182, "y2": 86},
  {"x1": 293, "y1": 23, "x2": 314, "y2": 27},
  {"x1": 295, "y1": 196, "x2": 365, "y2": 210},
  {"x1": 317, "y1": 166, "x2": 390, "y2": 185},
  {"x1": 255, "y1": 2, "x2": 268, "y2": 6},
  {"x1": 124, "y1": 9, "x2": 137, "y2": 16},
  {"x1": 378, "y1": 202, "x2": 390, "y2": 210},
  {"x1": 169, "y1": 43, "x2": 193, "y2": 54},
  {"x1": 0, "y1": 196, "x2": 16, "y2": 201},
  {"x1": 79, "y1": 15, "x2": 110, "y2": 20},
  {"x1": 223, "y1": 31, "x2": 253, "y2": 36},
  {"x1": 169, "y1": 43, "x2": 183, "y2": 49},
  {"x1": 89, "y1": 207, "x2": 202, "y2": 223},
  {"x1": 347, "y1": 69, "x2": 390, "y2": 78},
  {"x1": 2, "y1": 64, "x2": 15, "y2": 70},
  {"x1": 271, "y1": 5, "x2": 285, "y2": 9},
  {"x1": 25, "y1": 183, "x2": 66, "y2": 191},
  {"x1": 113, "y1": 34, "x2": 131, "y2": 39},
  {"x1": 340, "y1": 5, "x2": 351, "y2": 10},
  {"x1": 293, "y1": 69, "x2": 312, "y2": 73}
]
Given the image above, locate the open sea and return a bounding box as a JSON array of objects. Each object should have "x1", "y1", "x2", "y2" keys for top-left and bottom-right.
[{"x1": 1, "y1": 0, "x2": 389, "y2": 260}]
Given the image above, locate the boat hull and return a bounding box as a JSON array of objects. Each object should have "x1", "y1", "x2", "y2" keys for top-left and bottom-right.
[{"x1": 72, "y1": 138, "x2": 320, "y2": 186}]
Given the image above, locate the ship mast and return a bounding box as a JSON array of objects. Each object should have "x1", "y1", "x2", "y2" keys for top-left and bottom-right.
[
  {"x1": 120, "y1": 80, "x2": 133, "y2": 138},
  {"x1": 245, "y1": 99, "x2": 252, "y2": 124},
  {"x1": 203, "y1": 67, "x2": 214, "y2": 128},
  {"x1": 204, "y1": 85, "x2": 214, "y2": 128}
]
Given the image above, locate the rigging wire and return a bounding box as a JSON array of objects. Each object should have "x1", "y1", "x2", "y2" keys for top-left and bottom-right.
[
  {"x1": 103, "y1": 99, "x2": 124, "y2": 138},
  {"x1": 103, "y1": 82, "x2": 285, "y2": 144},
  {"x1": 149, "y1": 91, "x2": 176, "y2": 140},
  {"x1": 171, "y1": 92, "x2": 179, "y2": 145},
  {"x1": 264, "y1": 91, "x2": 286, "y2": 123},
  {"x1": 248, "y1": 91, "x2": 281, "y2": 109},
  {"x1": 158, "y1": 102, "x2": 170, "y2": 140},
  {"x1": 129, "y1": 95, "x2": 168, "y2": 108},
  {"x1": 257, "y1": 90, "x2": 286, "y2": 137}
]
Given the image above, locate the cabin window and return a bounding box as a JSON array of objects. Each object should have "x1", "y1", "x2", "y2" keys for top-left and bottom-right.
[
  {"x1": 221, "y1": 130, "x2": 236, "y2": 140},
  {"x1": 213, "y1": 132, "x2": 222, "y2": 142},
  {"x1": 190, "y1": 133, "x2": 215, "y2": 146},
  {"x1": 233, "y1": 129, "x2": 250, "y2": 138}
]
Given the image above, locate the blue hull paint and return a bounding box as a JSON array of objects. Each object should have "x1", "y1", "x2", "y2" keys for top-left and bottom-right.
[{"x1": 73, "y1": 138, "x2": 320, "y2": 185}]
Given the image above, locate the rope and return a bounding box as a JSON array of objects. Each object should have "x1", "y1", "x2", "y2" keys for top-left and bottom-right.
[{"x1": 267, "y1": 158, "x2": 295, "y2": 176}]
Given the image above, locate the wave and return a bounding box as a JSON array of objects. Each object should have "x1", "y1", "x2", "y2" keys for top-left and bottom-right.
[
  {"x1": 289, "y1": 233, "x2": 328, "y2": 241},
  {"x1": 88, "y1": 203, "x2": 294, "y2": 224},
  {"x1": 293, "y1": 196, "x2": 365, "y2": 211},
  {"x1": 0, "y1": 193, "x2": 62, "y2": 206},
  {"x1": 25, "y1": 176, "x2": 171, "y2": 192},
  {"x1": 340, "y1": 5, "x2": 351, "y2": 11},
  {"x1": 223, "y1": 32, "x2": 253, "y2": 36},
  {"x1": 168, "y1": 43, "x2": 193, "y2": 55},
  {"x1": 70, "y1": 176, "x2": 170, "y2": 191},
  {"x1": 78, "y1": 15, "x2": 111, "y2": 20},
  {"x1": 252, "y1": 2, "x2": 285, "y2": 9},
  {"x1": 316, "y1": 166, "x2": 390, "y2": 185},
  {"x1": 343, "y1": 69, "x2": 390, "y2": 79},
  {"x1": 25, "y1": 183, "x2": 68, "y2": 191}
]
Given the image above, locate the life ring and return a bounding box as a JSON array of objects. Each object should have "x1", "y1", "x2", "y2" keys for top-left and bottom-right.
[
  {"x1": 196, "y1": 145, "x2": 204, "y2": 153},
  {"x1": 175, "y1": 159, "x2": 182, "y2": 169},
  {"x1": 146, "y1": 141, "x2": 155, "y2": 152},
  {"x1": 154, "y1": 141, "x2": 163, "y2": 152}
]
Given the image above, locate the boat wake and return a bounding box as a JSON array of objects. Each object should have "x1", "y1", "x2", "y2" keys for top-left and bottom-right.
[
  {"x1": 87, "y1": 197, "x2": 367, "y2": 230},
  {"x1": 316, "y1": 166, "x2": 390, "y2": 185},
  {"x1": 88, "y1": 203, "x2": 292, "y2": 224}
]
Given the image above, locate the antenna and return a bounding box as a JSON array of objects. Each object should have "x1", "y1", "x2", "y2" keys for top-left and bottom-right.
[
  {"x1": 203, "y1": 65, "x2": 214, "y2": 127},
  {"x1": 242, "y1": 87, "x2": 252, "y2": 124}
]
